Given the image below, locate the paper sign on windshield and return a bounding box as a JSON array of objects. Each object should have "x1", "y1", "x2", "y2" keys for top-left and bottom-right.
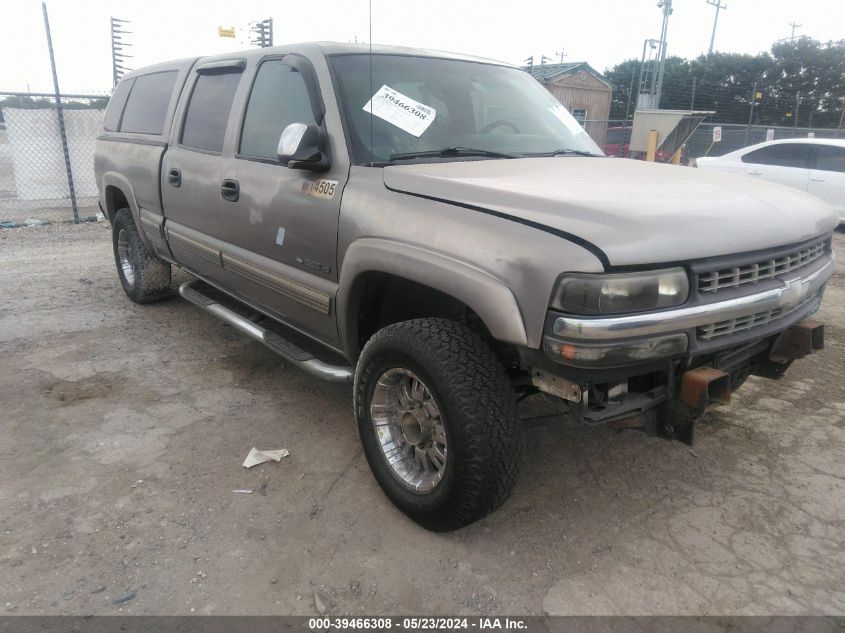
[
  {"x1": 548, "y1": 103, "x2": 585, "y2": 136},
  {"x1": 363, "y1": 85, "x2": 436, "y2": 137}
]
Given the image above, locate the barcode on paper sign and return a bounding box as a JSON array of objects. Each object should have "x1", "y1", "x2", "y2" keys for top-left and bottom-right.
[{"x1": 363, "y1": 85, "x2": 437, "y2": 137}]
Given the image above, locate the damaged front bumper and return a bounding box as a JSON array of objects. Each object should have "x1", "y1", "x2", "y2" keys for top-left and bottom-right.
[
  {"x1": 545, "y1": 256, "x2": 833, "y2": 365},
  {"x1": 528, "y1": 255, "x2": 834, "y2": 444}
]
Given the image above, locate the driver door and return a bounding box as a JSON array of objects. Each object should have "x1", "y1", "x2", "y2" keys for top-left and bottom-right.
[{"x1": 215, "y1": 56, "x2": 347, "y2": 344}]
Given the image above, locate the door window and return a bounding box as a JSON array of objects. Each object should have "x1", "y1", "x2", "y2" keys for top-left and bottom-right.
[
  {"x1": 103, "y1": 78, "x2": 134, "y2": 132},
  {"x1": 239, "y1": 60, "x2": 317, "y2": 160},
  {"x1": 181, "y1": 70, "x2": 242, "y2": 152},
  {"x1": 813, "y1": 145, "x2": 845, "y2": 173},
  {"x1": 741, "y1": 143, "x2": 812, "y2": 168},
  {"x1": 119, "y1": 71, "x2": 177, "y2": 135}
]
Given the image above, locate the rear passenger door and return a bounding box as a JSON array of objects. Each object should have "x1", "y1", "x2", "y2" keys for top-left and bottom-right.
[
  {"x1": 162, "y1": 60, "x2": 245, "y2": 286},
  {"x1": 739, "y1": 142, "x2": 812, "y2": 191},
  {"x1": 98, "y1": 68, "x2": 182, "y2": 260},
  {"x1": 214, "y1": 55, "x2": 347, "y2": 344}
]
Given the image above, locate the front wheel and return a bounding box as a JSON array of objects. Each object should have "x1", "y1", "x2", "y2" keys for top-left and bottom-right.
[
  {"x1": 354, "y1": 318, "x2": 523, "y2": 531},
  {"x1": 112, "y1": 208, "x2": 172, "y2": 303}
]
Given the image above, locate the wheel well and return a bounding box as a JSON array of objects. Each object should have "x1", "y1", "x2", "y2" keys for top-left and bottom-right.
[
  {"x1": 104, "y1": 185, "x2": 129, "y2": 222},
  {"x1": 348, "y1": 272, "x2": 510, "y2": 362}
]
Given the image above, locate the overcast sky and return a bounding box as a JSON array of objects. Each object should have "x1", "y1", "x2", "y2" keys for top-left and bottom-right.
[{"x1": 3, "y1": 0, "x2": 843, "y2": 94}]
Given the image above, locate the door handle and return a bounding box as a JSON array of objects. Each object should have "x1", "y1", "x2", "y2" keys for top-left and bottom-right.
[
  {"x1": 746, "y1": 170, "x2": 763, "y2": 176},
  {"x1": 221, "y1": 179, "x2": 240, "y2": 202},
  {"x1": 810, "y1": 176, "x2": 825, "y2": 182},
  {"x1": 168, "y1": 168, "x2": 181, "y2": 187}
]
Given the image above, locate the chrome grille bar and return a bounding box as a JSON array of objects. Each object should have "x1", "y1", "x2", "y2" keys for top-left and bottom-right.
[
  {"x1": 698, "y1": 241, "x2": 826, "y2": 293},
  {"x1": 697, "y1": 294, "x2": 820, "y2": 341}
]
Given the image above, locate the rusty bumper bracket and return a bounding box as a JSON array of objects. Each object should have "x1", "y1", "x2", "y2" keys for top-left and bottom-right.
[
  {"x1": 658, "y1": 366, "x2": 732, "y2": 445},
  {"x1": 754, "y1": 320, "x2": 824, "y2": 379},
  {"x1": 769, "y1": 320, "x2": 824, "y2": 363},
  {"x1": 680, "y1": 367, "x2": 731, "y2": 412}
]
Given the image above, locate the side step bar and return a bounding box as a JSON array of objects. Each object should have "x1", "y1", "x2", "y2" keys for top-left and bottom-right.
[{"x1": 178, "y1": 281, "x2": 353, "y2": 383}]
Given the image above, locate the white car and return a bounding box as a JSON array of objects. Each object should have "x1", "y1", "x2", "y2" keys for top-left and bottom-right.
[{"x1": 696, "y1": 138, "x2": 845, "y2": 223}]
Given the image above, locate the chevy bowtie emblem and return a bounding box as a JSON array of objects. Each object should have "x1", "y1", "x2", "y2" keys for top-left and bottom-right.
[{"x1": 778, "y1": 275, "x2": 811, "y2": 309}]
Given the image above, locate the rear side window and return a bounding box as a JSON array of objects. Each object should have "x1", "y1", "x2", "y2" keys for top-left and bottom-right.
[
  {"x1": 239, "y1": 61, "x2": 316, "y2": 160},
  {"x1": 742, "y1": 143, "x2": 811, "y2": 169},
  {"x1": 119, "y1": 71, "x2": 177, "y2": 135},
  {"x1": 814, "y1": 145, "x2": 845, "y2": 173},
  {"x1": 103, "y1": 78, "x2": 134, "y2": 132},
  {"x1": 181, "y1": 71, "x2": 242, "y2": 153}
]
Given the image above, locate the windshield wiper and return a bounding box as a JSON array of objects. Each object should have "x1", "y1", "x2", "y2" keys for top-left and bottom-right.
[
  {"x1": 389, "y1": 147, "x2": 518, "y2": 161},
  {"x1": 523, "y1": 148, "x2": 602, "y2": 157}
]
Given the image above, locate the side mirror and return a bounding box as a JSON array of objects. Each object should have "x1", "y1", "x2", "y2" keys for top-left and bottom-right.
[{"x1": 277, "y1": 123, "x2": 330, "y2": 172}]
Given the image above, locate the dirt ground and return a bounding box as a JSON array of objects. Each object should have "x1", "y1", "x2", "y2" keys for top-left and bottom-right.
[{"x1": 1, "y1": 222, "x2": 843, "y2": 616}]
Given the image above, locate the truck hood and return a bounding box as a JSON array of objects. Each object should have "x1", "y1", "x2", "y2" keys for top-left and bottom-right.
[{"x1": 383, "y1": 157, "x2": 837, "y2": 266}]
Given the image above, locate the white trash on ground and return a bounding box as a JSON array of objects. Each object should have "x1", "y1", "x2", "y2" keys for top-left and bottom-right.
[{"x1": 242, "y1": 447, "x2": 290, "y2": 468}]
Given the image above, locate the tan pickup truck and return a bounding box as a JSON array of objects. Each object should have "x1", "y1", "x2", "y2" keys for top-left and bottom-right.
[{"x1": 95, "y1": 42, "x2": 837, "y2": 531}]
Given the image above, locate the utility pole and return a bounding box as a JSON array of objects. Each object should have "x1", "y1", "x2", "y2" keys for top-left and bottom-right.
[
  {"x1": 788, "y1": 21, "x2": 801, "y2": 42},
  {"x1": 794, "y1": 92, "x2": 800, "y2": 128},
  {"x1": 690, "y1": 77, "x2": 697, "y2": 111},
  {"x1": 706, "y1": 0, "x2": 727, "y2": 56},
  {"x1": 110, "y1": 17, "x2": 132, "y2": 87},
  {"x1": 654, "y1": 0, "x2": 673, "y2": 109},
  {"x1": 637, "y1": 38, "x2": 659, "y2": 109},
  {"x1": 748, "y1": 83, "x2": 759, "y2": 125},
  {"x1": 745, "y1": 81, "x2": 757, "y2": 145},
  {"x1": 556, "y1": 49, "x2": 567, "y2": 63},
  {"x1": 42, "y1": 2, "x2": 78, "y2": 223}
]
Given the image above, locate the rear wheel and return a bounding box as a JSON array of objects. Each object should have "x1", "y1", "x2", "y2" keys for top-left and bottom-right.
[
  {"x1": 354, "y1": 318, "x2": 522, "y2": 531},
  {"x1": 112, "y1": 208, "x2": 171, "y2": 303}
]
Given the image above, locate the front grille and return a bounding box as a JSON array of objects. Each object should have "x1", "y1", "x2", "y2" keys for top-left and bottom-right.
[
  {"x1": 698, "y1": 240, "x2": 826, "y2": 293},
  {"x1": 697, "y1": 291, "x2": 820, "y2": 340}
]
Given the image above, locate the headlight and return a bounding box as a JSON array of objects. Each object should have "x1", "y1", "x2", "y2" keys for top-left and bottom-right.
[{"x1": 550, "y1": 268, "x2": 689, "y2": 315}]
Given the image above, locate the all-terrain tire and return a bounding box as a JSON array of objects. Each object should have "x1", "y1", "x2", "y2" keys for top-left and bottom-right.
[
  {"x1": 112, "y1": 208, "x2": 172, "y2": 303},
  {"x1": 354, "y1": 318, "x2": 523, "y2": 531}
]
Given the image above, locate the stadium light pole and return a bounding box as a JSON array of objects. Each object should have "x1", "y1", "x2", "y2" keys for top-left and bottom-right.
[
  {"x1": 653, "y1": 0, "x2": 673, "y2": 109},
  {"x1": 110, "y1": 17, "x2": 132, "y2": 86}
]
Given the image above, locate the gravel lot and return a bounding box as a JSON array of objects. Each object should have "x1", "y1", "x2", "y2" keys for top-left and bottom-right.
[{"x1": 1, "y1": 222, "x2": 843, "y2": 616}]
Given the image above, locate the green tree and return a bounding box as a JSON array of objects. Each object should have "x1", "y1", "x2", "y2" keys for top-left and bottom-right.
[{"x1": 603, "y1": 38, "x2": 845, "y2": 128}]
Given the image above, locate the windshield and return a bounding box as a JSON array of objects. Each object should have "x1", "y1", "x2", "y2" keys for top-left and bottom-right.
[{"x1": 328, "y1": 54, "x2": 604, "y2": 165}]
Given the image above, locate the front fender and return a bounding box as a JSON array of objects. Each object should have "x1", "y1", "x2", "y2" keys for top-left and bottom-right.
[{"x1": 337, "y1": 237, "x2": 528, "y2": 356}]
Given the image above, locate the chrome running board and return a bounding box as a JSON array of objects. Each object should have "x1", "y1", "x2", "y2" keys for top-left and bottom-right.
[{"x1": 178, "y1": 281, "x2": 352, "y2": 383}]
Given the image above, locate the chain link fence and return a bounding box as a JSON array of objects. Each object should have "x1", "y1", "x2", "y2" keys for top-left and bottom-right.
[
  {"x1": 583, "y1": 118, "x2": 845, "y2": 162},
  {"x1": 685, "y1": 122, "x2": 845, "y2": 159},
  {"x1": 0, "y1": 92, "x2": 108, "y2": 226},
  {"x1": 1, "y1": 89, "x2": 842, "y2": 227}
]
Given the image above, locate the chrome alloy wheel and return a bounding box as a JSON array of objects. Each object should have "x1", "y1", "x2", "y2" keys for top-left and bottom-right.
[
  {"x1": 117, "y1": 228, "x2": 135, "y2": 288},
  {"x1": 370, "y1": 368, "x2": 448, "y2": 492}
]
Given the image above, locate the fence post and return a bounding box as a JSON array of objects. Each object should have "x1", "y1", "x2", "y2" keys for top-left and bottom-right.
[
  {"x1": 744, "y1": 81, "x2": 756, "y2": 147},
  {"x1": 42, "y1": 1, "x2": 79, "y2": 223},
  {"x1": 646, "y1": 130, "x2": 658, "y2": 162}
]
